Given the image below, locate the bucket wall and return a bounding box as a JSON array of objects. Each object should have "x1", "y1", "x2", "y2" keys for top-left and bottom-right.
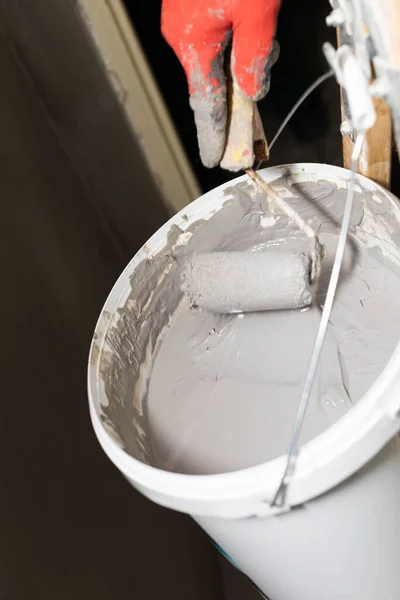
[{"x1": 196, "y1": 437, "x2": 400, "y2": 600}]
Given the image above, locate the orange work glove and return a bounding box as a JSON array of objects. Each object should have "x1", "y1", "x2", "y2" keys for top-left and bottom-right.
[{"x1": 162, "y1": 0, "x2": 281, "y2": 168}]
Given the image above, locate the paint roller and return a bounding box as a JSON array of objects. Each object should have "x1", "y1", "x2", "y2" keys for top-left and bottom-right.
[
  {"x1": 181, "y1": 65, "x2": 323, "y2": 314},
  {"x1": 181, "y1": 171, "x2": 323, "y2": 314},
  {"x1": 181, "y1": 250, "x2": 316, "y2": 313}
]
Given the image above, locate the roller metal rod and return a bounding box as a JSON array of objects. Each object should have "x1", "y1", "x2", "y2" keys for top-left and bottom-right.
[{"x1": 246, "y1": 168, "x2": 323, "y2": 282}]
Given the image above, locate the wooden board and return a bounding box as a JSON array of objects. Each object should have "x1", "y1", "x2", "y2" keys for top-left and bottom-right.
[
  {"x1": 341, "y1": 93, "x2": 392, "y2": 190},
  {"x1": 338, "y1": 28, "x2": 392, "y2": 189}
]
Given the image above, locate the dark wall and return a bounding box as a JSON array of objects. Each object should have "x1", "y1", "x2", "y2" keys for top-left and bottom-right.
[
  {"x1": 124, "y1": 0, "x2": 343, "y2": 193},
  {"x1": 0, "y1": 1, "x2": 224, "y2": 599}
]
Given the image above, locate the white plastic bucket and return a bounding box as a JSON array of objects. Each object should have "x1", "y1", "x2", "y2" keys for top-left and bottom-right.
[{"x1": 88, "y1": 164, "x2": 400, "y2": 600}]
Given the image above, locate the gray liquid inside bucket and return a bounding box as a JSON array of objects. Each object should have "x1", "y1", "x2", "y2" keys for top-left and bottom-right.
[{"x1": 95, "y1": 174, "x2": 400, "y2": 475}]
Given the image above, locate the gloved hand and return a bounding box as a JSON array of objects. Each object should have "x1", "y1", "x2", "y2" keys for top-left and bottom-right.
[{"x1": 162, "y1": 0, "x2": 281, "y2": 168}]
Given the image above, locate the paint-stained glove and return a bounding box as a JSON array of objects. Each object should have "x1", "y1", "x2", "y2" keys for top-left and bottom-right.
[{"x1": 162, "y1": 0, "x2": 281, "y2": 168}]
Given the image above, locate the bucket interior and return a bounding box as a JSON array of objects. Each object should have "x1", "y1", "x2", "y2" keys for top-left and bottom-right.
[{"x1": 93, "y1": 166, "x2": 400, "y2": 476}]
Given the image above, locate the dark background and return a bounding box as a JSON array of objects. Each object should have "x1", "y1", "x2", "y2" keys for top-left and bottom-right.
[
  {"x1": 124, "y1": 0, "x2": 343, "y2": 193},
  {"x1": 125, "y1": 0, "x2": 400, "y2": 195},
  {"x1": 0, "y1": 1, "x2": 398, "y2": 599}
]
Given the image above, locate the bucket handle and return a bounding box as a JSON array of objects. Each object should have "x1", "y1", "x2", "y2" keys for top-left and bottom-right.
[{"x1": 270, "y1": 134, "x2": 365, "y2": 508}]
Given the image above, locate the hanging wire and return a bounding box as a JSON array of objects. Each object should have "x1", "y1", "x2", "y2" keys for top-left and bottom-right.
[{"x1": 256, "y1": 70, "x2": 334, "y2": 169}]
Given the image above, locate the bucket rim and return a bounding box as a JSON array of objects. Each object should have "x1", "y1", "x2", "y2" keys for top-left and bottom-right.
[{"x1": 88, "y1": 162, "x2": 400, "y2": 515}]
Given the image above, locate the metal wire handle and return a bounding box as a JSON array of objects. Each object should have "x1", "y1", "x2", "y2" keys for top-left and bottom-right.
[
  {"x1": 255, "y1": 70, "x2": 334, "y2": 169},
  {"x1": 270, "y1": 133, "x2": 365, "y2": 508}
]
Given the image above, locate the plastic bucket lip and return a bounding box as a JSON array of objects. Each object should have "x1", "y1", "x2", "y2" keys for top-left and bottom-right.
[{"x1": 88, "y1": 163, "x2": 400, "y2": 511}]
